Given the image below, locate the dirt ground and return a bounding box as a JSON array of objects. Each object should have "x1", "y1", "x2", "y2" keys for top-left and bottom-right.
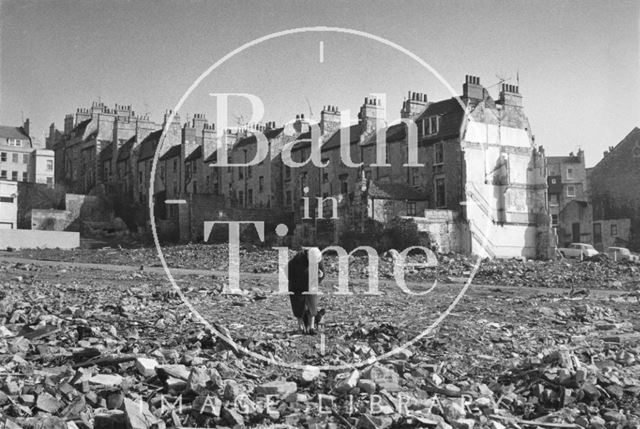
[{"x1": 1, "y1": 251, "x2": 640, "y2": 428}]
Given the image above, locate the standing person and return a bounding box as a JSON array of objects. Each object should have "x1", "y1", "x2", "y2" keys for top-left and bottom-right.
[{"x1": 287, "y1": 247, "x2": 324, "y2": 334}]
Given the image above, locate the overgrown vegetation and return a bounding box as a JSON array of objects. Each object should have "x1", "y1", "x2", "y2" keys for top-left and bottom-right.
[{"x1": 339, "y1": 217, "x2": 432, "y2": 252}]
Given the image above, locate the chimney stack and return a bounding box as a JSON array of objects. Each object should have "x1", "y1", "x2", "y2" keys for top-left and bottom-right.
[
  {"x1": 401, "y1": 91, "x2": 428, "y2": 119},
  {"x1": 358, "y1": 96, "x2": 386, "y2": 135},
  {"x1": 321, "y1": 105, "x2": 341, "y2": 136},
  {"x1": 463, "y1": 75, "x2": 485, "y2": 100},
  {"x1": 499, "y1": 83, "x2": 523, "y2": 107}
]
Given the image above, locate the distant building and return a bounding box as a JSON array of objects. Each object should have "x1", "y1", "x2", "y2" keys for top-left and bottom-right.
[
  {"x1": 0, "y1": 119, "x2": 54, "y2": 188},
  {"x1": 29, "y1": 149, "x2": 55, "y2": 186},
  {"x1": 49, "y1": 101, "x2": 159, "y2": 193},
  {"x1": 0, "y1": 119, "x2": 34, "y2": 183},
  {"x1": 0, "y1": 180, "x2": 18, "y2": 228},
  {"x1": 546, "y1": 150, "x2": 592, "y2": 246},
  {"x1": 589, "y1": 127, "x2": 640, "y2": 251}
]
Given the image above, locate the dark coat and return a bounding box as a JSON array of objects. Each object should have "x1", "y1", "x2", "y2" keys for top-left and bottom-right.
[{"x1": 287, "y1": 249, "x2": 324, "y2": 321}]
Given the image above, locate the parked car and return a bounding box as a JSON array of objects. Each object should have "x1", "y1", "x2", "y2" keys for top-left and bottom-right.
[
  {"x1": 605, "y1": 246, "x2": 640, "y2": 262},
  {"x1": 558, "y1": 243, "x2": 599, "y2": 259}
]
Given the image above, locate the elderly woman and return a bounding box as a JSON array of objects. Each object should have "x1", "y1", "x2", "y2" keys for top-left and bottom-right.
[{"x1": 287, "y1": 247, "x2": 324, "y2": 334}]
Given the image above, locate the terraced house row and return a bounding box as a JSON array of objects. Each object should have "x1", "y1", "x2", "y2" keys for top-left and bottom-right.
[{"x1": 48, "y1": 75, "x2": 554, "y2": 258}]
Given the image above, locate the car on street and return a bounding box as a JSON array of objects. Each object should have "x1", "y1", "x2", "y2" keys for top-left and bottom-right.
[
  {"x1": 558, "y1": 243, "x2": 599, "y2": 259},
  {"x1": 605, "y1": 246, "x2": 640, "y2": 262}
]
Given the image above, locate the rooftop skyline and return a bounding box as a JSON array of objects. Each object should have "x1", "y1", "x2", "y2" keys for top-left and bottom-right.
[{"x1": 1, "y1": 0, "x2": 638, "y2": 167}]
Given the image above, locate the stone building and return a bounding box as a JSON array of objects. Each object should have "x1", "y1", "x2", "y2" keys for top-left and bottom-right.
[
  {"x1": 1, "y1": 119, "x2": 54, "y2": 187},
  {"x1": 589, "y1": 127, "x2": 640, "y2": 251},
  {"x1": 49, "y1": 101, "x2": 159, "y2": 194},
  {"x1": 283, "y1": 76, "x2": 550, "y2": 258},
  {"x1": 546, "y1": 150, "x2": 592, "y2": 246}
]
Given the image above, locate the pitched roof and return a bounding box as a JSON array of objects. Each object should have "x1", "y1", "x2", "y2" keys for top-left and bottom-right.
[
  {"x1": 368, "y1": 181, "x2": 428, "y2": 200},
  {"x1": 137, "y1": 130, "x2": 162, "y2": 162},
  {"x1": 117, "y1": 136, "x2": 136, "y2": 162},
  {"x1": 0, "y1": 125, "x2": 30, "y2": 141},
  {"x1": 321, "y1": 123, "x2": 363, "y2": 151},
  {"x1": 185, "y1": 145, "x2": 202, "y2": 162},
  {"x1": 234, "y1": 127, "x2": 285, "y2": 149},
  {"x1": 100, "y1": 142, "x2": 113, "y2": 161},
  {"x1": 591, "y1": 127, "x2": 640, "y2": 170},
  {"x1": 204, "y1": 151, "x2": 217, "y2": 163},
  {"x1": 360, "y1": 122, "x2": 409, "y2": 147},
  {"x1": 416, "y1": 98, "x2": 466, "y2": 143},
  {"x1": 72, "y1": 119, "x2": 92, "y2": 136},
  {"x1": 159, "y1": 144, "x2": 181, "y2": 161}
]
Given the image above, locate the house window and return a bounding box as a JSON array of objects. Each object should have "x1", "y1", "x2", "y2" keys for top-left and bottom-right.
[
  {"x1": 11, "y1": 171, "x2": 17, "y2": 181},
  {"x1": 0, "y1": 152, "x2": 5, "y2": 161},
  {"x1": 435, "y1": 176, "x2": 445, "y2": 207},
  {"x1": 213, "y1": 183, "x2": 219, "y2": 195},
  {"x1": 247, "y1": 165, "x2": 251, "y2": 178},
  {"x1": 23, "y1": 154, "x2": 28, "y2": 164},
  {"x1": 193, "y1": 181, "x2": 197, "y2": 194},
  {"x1": 549, "y1": 194, "x2": 559, "y2": 206},
  {"x1": 22, "y1": 172, "x2": 27, "y2": 182},
  {"x1": 238, "y1": 191, "x2": 244, "y2": 206},
  {"x1": 259, "y1": 176, "x2": 264, "y2": 192},
  {"x1": 412, "y1": 169, "x2": 420, "y2": 186},
  {"x1": 239, "y1": 168, "x2": 243, "y2": 179},
  {"x1": 193, "y1": 163, "x2": 197, "y2": 175},
  {"x1": 173, "y1": 159, "x2": 177, "y2": 172},
  {"x1": 322, "y1": 172, "x2": 329, "y2": 183},
  {"x1": 285, "y1": 190, "x2": 292, "y2": 207},
  {"x1": 566, "y1": 185, "x2": 576, "y2": 197},
  {"x1": 138, "y1": 171, "x2": 143, "y2": 185},
  {"x1": 341, "y1": 179, "x2": 348, "y2": 194},
  {"x1": 551, "y1": 214, "x2": 558, "y2": 226},
  {"x1": 424, "y1": 116, "x2": 439, "y2": 136},
  {"x1": 407, "y1": 201, "x2": 417, "y2": 216},
  {"x1": 566, "y1": 168, "x2": 574, "y2": 180},
  {"x1": 434, "y1": 142, "x2": 444, "y2": 165},
  {"x1": 247, "y1": 189, "x2": 253, "y2": 205},
  {"x1": 285, "y1": 165, "x2": 291, "y2": 181},
  {"x1": 12, "y1": 153, "x2": 18, "y2": 163},
  {"x1": 611, "y1": 224, "x2": 617, "y2": 236},
  {"x1": 173, "y1": 182, "x2": 178, "y2": 195},
  {"x1": 46, "y1": 160, "x2": 53, "y2": 171}
]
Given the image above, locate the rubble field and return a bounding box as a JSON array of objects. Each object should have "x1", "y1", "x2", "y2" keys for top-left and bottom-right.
[
  {"x1": 1, "y1": 256, "x2": 639, "y2": 429},
  {"x1": 4, "y1": 243, "x2": 640, "y2": 290}
]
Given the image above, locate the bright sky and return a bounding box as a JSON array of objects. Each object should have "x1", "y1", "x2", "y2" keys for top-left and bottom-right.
[{"x1": 1, "y1": 0, "x2": 638, "y2": 167}]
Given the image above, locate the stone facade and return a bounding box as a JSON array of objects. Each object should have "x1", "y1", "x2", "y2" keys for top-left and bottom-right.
[
  {"x1": 589, "y1": 128, "x2": 640, "y2": 250},
  {"x1": 46, "y1": 76, "x2": 553, "y2": 257},
  {"x1": 546, "y1": 150, "x2": 592, "y2": 246}
]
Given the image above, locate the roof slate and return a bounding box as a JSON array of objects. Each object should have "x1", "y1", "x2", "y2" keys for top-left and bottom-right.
[
  {"x1": 137, "y1": 130, "x2": 162, "y2": 162},
  {"x1": 117, "y1": 136, "x2": 136, "y2": 162},
  {"x1": 185, "y1": 145, "x2": 202, "y2": 162},
  {"x1": 0, "y1": 125, "x2": 30, "y2": 141},
  {"x1": 368, "y1": 181, "x2": 428, "y2": 201},
  {"x1": 159, "y1": 144, "x2": 181, "y2": 161}
]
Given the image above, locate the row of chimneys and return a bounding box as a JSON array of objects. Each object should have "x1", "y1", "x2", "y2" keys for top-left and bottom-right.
[
  {"x1": 407, "y1": 91, "x2": 427, "y2": 102},
  {"x1": 501, "y1": 83, "x2": 520, "y2": 94}
]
